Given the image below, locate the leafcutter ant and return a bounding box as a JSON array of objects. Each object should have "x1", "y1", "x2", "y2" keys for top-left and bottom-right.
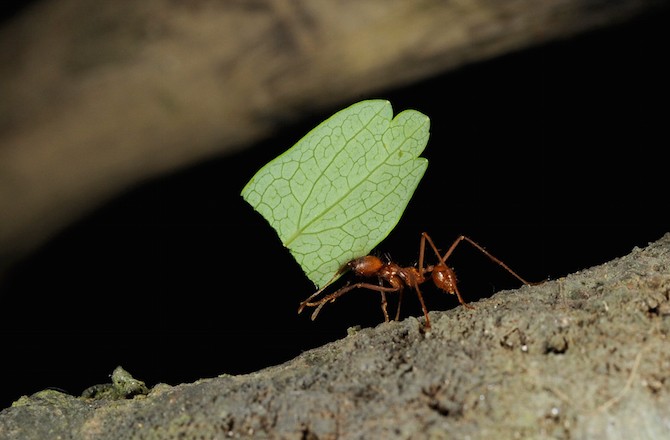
[{"x1": 298, "y1": 232, "x2": 533, "y2": 329}]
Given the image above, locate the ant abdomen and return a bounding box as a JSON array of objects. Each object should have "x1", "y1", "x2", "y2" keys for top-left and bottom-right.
[{"x1": 431, "y1": 265, "x2": 458, "y2": 295}]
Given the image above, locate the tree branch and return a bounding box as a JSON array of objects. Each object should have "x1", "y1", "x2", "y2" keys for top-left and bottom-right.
[{"x1": 0, "y1": 0, "x2": 665, "y2": 274}]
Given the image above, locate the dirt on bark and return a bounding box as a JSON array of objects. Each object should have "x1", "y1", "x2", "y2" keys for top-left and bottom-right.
[{"x1": 1, "y1": 233, "x2": 669, "y2": 439}]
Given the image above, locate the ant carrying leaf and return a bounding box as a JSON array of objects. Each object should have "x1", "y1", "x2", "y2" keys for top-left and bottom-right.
[
  {"x1": 241, "y1": 100, "x2": 429, "y2": 290},
  {"x1": 241, "y1": 100, "x2": 536, "y2": 330},
  {"x1": 299, "y1": 232, "x2": 533, "y2": 330}
]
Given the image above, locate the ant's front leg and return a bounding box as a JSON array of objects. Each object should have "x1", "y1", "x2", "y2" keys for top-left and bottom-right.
[
  {"x1": 298, "y1": 264, "x2": 353, "y2": 315},
  {"x1": 300, "y1": 282, "x2": 400, "y2": 321}
]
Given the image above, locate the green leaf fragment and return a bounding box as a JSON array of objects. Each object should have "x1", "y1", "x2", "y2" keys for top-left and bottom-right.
[{"x1": 241, "y1": 99, "x2": 429, "y2": 288}]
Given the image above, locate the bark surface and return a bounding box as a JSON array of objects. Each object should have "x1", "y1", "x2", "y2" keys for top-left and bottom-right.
[{"x1": 1, "y1": 233, "x2": 669, "y2": 439}]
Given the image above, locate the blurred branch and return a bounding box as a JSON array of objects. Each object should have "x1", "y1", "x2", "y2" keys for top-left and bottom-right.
[{"x1": 0, "y1": 0, "x2": 666, "y2": 277}]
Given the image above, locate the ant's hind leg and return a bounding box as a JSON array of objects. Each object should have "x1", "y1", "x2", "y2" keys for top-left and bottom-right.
[
  {"x1": 458, "y1": 235, "x2": 534, "y2": 285},
  {"x1": 422, "y1": 232, "x2": 533, "y2": 286},
  {"x1": 421, "y1": 232, "x2": 451, "y2": 266},
  {"x1": 413, "y1": 286, "x2": 432, "y2": 330},
  {"x1": 452, "y1": 284, "x2": 475, "y2": 310}
]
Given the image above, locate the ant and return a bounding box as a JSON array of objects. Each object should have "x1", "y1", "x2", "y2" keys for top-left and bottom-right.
[{"x1": 298, "y1": 232, "x2": 534, "y2": 330}]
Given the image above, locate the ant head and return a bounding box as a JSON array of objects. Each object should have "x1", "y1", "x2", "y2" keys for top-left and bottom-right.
[{"x1": 348, "y1": 255, "x2": 384, "y2": 277}]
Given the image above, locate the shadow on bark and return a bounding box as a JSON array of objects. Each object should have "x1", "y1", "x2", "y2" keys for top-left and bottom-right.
[{"x1": 1, "y1": 233, "x2": 668, "y2": 439}]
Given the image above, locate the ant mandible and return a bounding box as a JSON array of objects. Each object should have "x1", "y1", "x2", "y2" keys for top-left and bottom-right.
[{"x1": 298, "y1": 232, "x2": 533, "y2": 330}]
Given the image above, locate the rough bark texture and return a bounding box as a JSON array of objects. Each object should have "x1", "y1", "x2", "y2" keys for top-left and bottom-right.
[
  {"x1": 0, "y1": 0, "x2": 666, "y2": 278},
  {"x1": 1, "y1": 233, "x2": 669, "y2": 439}
]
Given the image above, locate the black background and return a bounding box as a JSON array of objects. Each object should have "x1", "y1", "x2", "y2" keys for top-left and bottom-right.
[{"x1": 1, "y1": 6, "x2": 667, "y2": 409}]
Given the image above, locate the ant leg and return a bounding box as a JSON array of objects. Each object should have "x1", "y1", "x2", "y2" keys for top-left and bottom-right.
[
  {"x1": 412, "y1": 284, "x2": 432, "y2": 329},
  {"x1": 402, "y1": 233, "x2": 431, "y2": 327},
  {"x1": 302, "y1": 282, "x2": 400, "y2": 321},
  {"x1": 394, "y1": 289, "x2": 404, "y2": 321},
  {"x1": 298, "y1": 266, "x2": 352, "y2": 314},
  {"x1": 422, "y1": 232, "x2": 533, "y2": 286},
  {"x1": 421, "y1": 233, "x2": 471, "y2": 308},
  {"x1": 298, "y1": 283, "x2": 336, "y2": 314},
  {"x1": 379, "y1": 286, "x2": 390, "y2": 322},
  {"x1": 452, "y1": 283, "x2": 475, "y2": 309},
  {"x1": 299, "y1": 282, "x2": 356, "y2": 318},
  {"x1": 376, "y1": 277, "x2": 394, "y2": 322},
  {"x1": 418, "y1": 230, "x2": 427, "y2": 274}
]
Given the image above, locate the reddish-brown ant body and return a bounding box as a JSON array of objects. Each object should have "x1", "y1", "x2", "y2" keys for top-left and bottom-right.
[{"x1": 298, "y1": 232, "x2": 533, "y2": 329}]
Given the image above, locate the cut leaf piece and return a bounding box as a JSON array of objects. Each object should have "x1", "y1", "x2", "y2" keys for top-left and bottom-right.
[{"x1": 241, "y1": 99, "x2": 429, "y2": 288}]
